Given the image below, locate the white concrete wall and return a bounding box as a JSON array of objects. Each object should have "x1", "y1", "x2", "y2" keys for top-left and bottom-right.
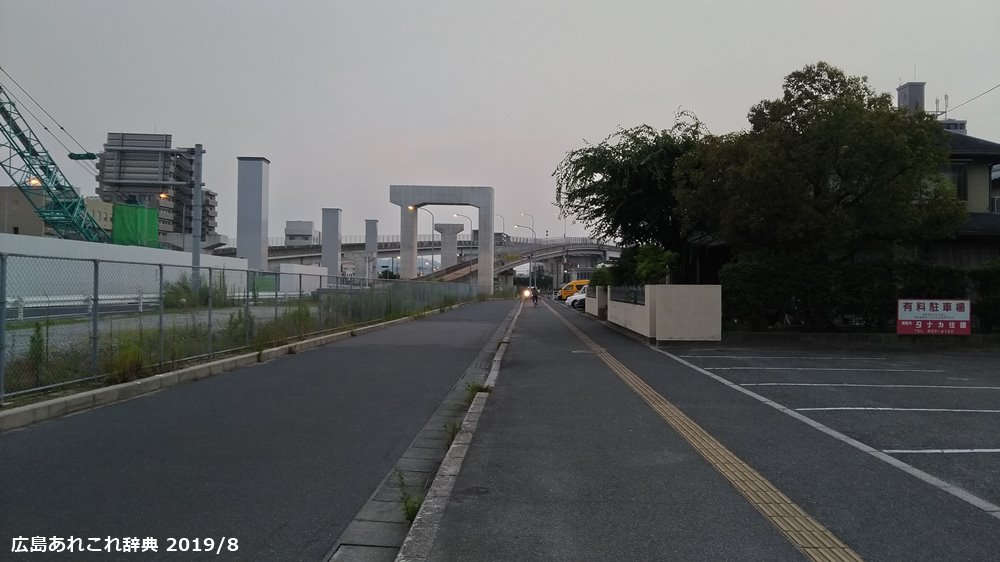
[
  {"x1": 588, "y1": 286, "x2": 609, "y2": 320},
  {"x1": 278, "y1": 263, "x2": 328, "y2": 293},
  {"x1": 0, "y1": 233, "x2": 249, "y2": 299},
  {"x1": 607, "y1": 286, "x2": 656, "y2": 339},
  {"x1": 585, "y1": 295, "x2": 597, "y2": 316},
  {"x1": 653, "y1": 285, "x2": 722, "y2": 341}
]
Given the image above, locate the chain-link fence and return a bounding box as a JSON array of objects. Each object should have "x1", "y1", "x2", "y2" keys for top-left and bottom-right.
[{"x1": 0, "y1": 253, "x2": 480, "y2": 401}]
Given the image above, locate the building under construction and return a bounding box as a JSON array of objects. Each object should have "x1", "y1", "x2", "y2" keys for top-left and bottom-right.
[{"x1": 95, "y1": 133, "x2": 218, "y2": 250}]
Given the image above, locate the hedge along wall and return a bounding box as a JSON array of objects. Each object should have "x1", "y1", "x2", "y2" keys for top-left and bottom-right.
[{"x1": 720, "y1": 258, "x2": 1000, "y2": 333}]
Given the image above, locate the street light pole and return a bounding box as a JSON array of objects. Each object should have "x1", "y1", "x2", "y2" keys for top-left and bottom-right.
[
  {"x1": 521, "y1": 212, "x2": 534, "y2": 243},
  {"x1": 494, "y1": 213, "x2": 506, "y2": 244},
  {"x1": 521, "y1": 211, "x2": 534, "y2": 231},
  {"x1": 514, "y1": 224, "x2": 537, "y2": 288},
  {"x1": 454, "y1": 213, "x2": 474, "y2": 280}
]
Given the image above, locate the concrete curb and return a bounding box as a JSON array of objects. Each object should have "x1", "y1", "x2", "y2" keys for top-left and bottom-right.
[
  {"x1": 394, "y1": 300, "x2": 523, "y2": 562},
  {"x1": 394, "y1": 393, "x2": 488, "y2": 562},
  {"x1": 0, "y1": 303, "x2": 471, "y2": 434}
]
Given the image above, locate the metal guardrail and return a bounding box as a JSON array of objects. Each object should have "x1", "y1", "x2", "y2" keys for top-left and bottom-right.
[{"x1": 6, "y1": 294, "x2": 160, "y2": 307}]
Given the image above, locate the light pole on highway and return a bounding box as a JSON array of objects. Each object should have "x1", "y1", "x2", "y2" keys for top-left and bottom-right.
[
  {"x1": 494, "y1": 213, "x2": 506, "y2": 244},
  {"x1": 514, "y1": 224, "x2": 536, "y2": 288},
  {"x1": 521, "y1": 212, "x2": 536, "y2": 285},
  {"x1": 454, "y1": 213, "x2": 474, "y2": 279},
  {"x1": 520, "y1": 212, "x2": 534, "y2": 240}
]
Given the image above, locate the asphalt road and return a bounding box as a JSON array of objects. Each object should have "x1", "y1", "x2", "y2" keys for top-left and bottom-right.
[
  {"x1": 0, "y1": 300, "x2": 515, "y2": 561},
  {"x1": 431, "y1": 302, "x2": 1000, "y2": 561}
]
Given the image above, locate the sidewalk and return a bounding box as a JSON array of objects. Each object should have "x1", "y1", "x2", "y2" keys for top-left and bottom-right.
[{"x1": 424, "y1": 301, "x2": 806, "y2": 561}]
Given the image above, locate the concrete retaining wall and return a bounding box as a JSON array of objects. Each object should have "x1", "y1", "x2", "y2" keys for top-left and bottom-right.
[
  {"x1": 607, "y1": 286, "x2": 655, "y2": 339},
  {"x1": 278, "y1": 263, "x2": 329, "y2": 292},
  {"x1": 0, "y1": 233, "x2": 249, "y2": 297},
  {"x1": 653, "y1": 285, "x2": 721, "y2": 341}
]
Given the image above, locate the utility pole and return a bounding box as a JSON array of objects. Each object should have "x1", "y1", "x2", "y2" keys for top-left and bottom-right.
[{"x1": 191, "y1": 144, "x2": 204, "y2": 292}]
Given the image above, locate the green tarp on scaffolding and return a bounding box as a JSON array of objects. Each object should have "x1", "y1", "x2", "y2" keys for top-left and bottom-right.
[{"x1": 111, "y1": 204, "x2": 159, "y2": 247}]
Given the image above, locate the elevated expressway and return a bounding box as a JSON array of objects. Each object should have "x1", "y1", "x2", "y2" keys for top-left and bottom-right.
[{"x1": 214, "y1": 237, "x2": 620, "y2": 285}]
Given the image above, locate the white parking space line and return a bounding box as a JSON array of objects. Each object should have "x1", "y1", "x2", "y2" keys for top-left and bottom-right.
[
  {"x1": 650, "y1": 346, "x2": 1000, "y2": 520},
  {"x1": 884, "y1": 449, "x2": 1000, "y2": 454},
  {"x1": 678, "y1": 355, "x2": 887, "y2": 360},
  {"x1": 708, "y1": 367, "x2": 943, "y2": 372},
  {"x1": 743, "y1": 383, "x2": 1000, "y2": 390},
  {"x1": 797, "y1": 407, "x2": 1000, "y2": 413}
]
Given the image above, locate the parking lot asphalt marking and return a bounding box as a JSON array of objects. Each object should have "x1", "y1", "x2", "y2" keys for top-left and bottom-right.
[
  {"x1": 707, "y1": 367, "x2": 944, "y2": 372},
  {"x1": 884, "y1": 449, "x2": 1000, "y2": 454},
  {"x1": 650, "y1": 347, "x2": 1000, "y2": 521},
  {"x1": 743, "y1": 383, "x2": 1000, "y2": 390},
  {"x1": 549, "y1": 308, "x2": 863, "y2": 561},
  {"x1": 797, "y1": 407, "x2": 1000, "y2": 413},
  {"x1": 680, "y1": 355, "x2": 887, "y2": 361}
]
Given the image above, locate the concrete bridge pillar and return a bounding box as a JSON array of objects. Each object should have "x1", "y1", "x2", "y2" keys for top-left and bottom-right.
[
  {"x1": 435, "y1": 223, "x2": 464, "y2": 268},
  {"x1": 497, "y1": 270, "x2": 515, "y2": 291},
  {"x1": 399, "y1": 206, "x2": 419, "y2": 279},
  {"x1": 236, "y1": 157, "x2": 270, "y2": 271},
  {"x1": 389, "y1": 185, "x2": 494, "y2": 293},
  {"x1": 365, "y1": 219, "x2": 378, "y2": 279},
  {"x1": 544, "y1": 257, "x2": 562, "y2": 287},
  {"x1": 321, "y1": 208, "x2": 341, "y2": 280}
]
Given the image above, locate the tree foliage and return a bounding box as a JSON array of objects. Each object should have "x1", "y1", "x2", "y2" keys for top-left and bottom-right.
[
  {"x1": 553, "y1": 116, "x2": 703, "y2": 279},
  {"x1": 553, "y1": 61, "x2": 972, "y2": 331},
  {"x1": 588, "y1": 266, "x2": 612, "y2": 287},
  {"x1": 676, "y1": 61, "x2": 966, "y2": 263},
  {"x1": 634, "y1": 245, "x2": 677, "y2": 285}
]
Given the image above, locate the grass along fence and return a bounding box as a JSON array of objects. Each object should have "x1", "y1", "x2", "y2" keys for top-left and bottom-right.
[{"x1": 1, "y1": 255, "x2": 479, "y2": 402}]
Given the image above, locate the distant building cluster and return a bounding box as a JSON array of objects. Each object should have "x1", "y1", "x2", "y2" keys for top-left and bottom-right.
[
  {"x1": 283, "y1": 220, "x2": 321, "y2": 246},
  {"x1": 0, "y1": 132, "x2": 231, "y2": 250},
  {"x1": 95, "y1": 133, "x2": 220, "y2": 250}
]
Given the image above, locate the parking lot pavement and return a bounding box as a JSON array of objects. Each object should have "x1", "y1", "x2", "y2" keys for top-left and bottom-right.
[
  {"x1": 661, "y1": 348, "x2": 1000, "y2": 511},
  {"x1": 545, "y1": 309, "x2": 1000, "y2": 561}
]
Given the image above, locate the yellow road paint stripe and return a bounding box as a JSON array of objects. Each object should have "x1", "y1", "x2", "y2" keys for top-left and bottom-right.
[{"x1": 546, "y1": 304, "x2": 863, "y2": 562}]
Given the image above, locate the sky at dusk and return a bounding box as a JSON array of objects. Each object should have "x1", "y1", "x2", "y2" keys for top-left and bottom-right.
[{"x1": 2, "y1": 0, "x2": 998, "y2": 241}]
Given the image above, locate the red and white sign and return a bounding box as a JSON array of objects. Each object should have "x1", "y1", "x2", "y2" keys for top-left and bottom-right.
[{"x1": 897, "y1": 299, "x2": 970, "y2": 336}]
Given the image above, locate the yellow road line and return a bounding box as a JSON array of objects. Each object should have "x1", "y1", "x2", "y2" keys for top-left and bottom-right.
[{"x1": 546, "y1": 303, "x2": 863, "y2": 562}]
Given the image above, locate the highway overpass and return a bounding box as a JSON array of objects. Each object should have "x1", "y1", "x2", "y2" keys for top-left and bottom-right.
[{"x1": 214, "y1": 236, "x2": 621, "y2": 282}]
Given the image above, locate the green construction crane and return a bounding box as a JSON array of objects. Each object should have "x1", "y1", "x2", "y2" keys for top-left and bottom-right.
[{"x1": 0, "y1": 85, "x2": 111, "y2": 243}]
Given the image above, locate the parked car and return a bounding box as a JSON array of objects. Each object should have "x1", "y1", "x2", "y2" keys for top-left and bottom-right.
[
  {"x1": 565, "y1": 289, "x2": 587, "y2": 309},
  {"x1": 557, "y1": 279, "x2": 590, "y2": 300}
]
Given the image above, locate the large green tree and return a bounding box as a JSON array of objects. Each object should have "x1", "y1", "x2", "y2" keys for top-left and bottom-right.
[
  {"x1": 676, "y1": 61, "x2": 966, "y2": 263},
  {"x1": 553, "y1": 117, "x2": 703, "y2": 280}
]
